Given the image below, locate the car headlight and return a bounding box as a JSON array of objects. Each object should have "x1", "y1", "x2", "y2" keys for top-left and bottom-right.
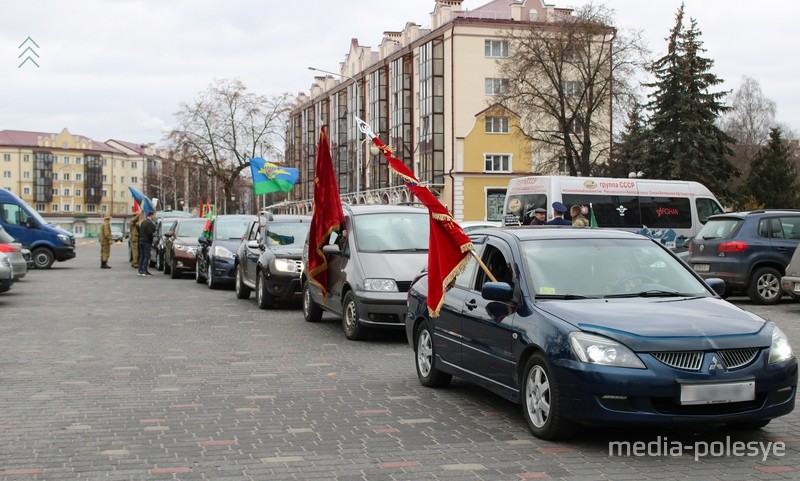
[
  {"x1": 57, "y1": 234, "x2": 70, "y2": 245},
  {"x1": 769, "y1": 326, "x2": 793, "y2": 364},
  {"x1": 271, "y1": 258, "x2": 299, "y2": 273},
  {"x1": 363, "y1": 278, "x2": 398, "y2": 292},
  {"x1": 212, "y1": 245, "x2": 234, "y2": 259},
  {"x1": 175, "y1": 244, "x2": 193, "y2": 253},
  {"x1": 569, "y1": 332, "x2": 645, "y2": 369}
]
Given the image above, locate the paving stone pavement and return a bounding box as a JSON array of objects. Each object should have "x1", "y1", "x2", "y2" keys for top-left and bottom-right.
[{"x1": 0, "y1": 243, "x2": 798, "y2": 480}]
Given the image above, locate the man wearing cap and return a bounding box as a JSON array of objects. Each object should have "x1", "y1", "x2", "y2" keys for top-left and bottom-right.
[
  {"x1": 99, "y1": 214, "x2": 112, "y2": 268},
  {"x1": 546, "y1": 202, "x2": 571, "y2": 225},
  {"x1": 524, "y1": 207, "x2": 547, "y2": 225}
]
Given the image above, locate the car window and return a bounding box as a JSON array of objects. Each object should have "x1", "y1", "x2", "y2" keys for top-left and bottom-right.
[
  {"x1": 1, "y1": 203, "x2": 27, "y2": 227},
  {"x1": 696, "y1": 198, "x2": 724, "y2": 224},
  {"x1": 475, "y1": 244, "x2": 513, "y2": 288},
  {"x1": 454, "y1": 253, "x2": 479, "y2": 289},
  {"x1": 353, "y1": 212, "x2": 428, "y2": 252},
  {"x1": 263, "y1": 222, "x2": 309, "y2": 247},
  {"x1": 214, "y1": 217, "x2": 251, "y2": 240},
  {"x1": 176, "y1": 220, "x2": 205, "y2": 237},
  {"x1": 780, "y1": 217, "x2": 800, "y2": 240},
  {"x1": 696, "y1": 219, "x2": 739, "y2": 240}
]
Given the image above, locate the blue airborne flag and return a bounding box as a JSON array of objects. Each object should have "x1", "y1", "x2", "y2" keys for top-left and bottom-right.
[
  {"x1": 249, "y1": 158, "x2": 299, "y2": 195},
  {"x1": 128, "y1": 186, "x2": 155, "y2": 215}
]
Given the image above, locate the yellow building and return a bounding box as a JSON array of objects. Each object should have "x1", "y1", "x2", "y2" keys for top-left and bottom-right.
[
  {"x1": 0, "y1": 128, "x2": 149, "y2": 236},
  {"x1": 286, "y1": 0, "x2": 612, "y2": 222}
]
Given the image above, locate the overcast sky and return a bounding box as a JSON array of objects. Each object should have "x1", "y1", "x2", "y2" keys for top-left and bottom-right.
[{"x1": 1, "y1": 0, "x2": 797, "y2": 145}]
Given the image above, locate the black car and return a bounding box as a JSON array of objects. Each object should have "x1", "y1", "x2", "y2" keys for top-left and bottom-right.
[
  {"x1": 688, "y1": 209, "x2": 800, "y2": 304},
  {"x1": 235, "y1": 215, "x2": 311, "y2": 308},
  {"x1": 195, "y1": 214, "x2": 256, "y2": 289},
  {"x1": 152, "y1": 218, "x2": 179, "y2": 271}
]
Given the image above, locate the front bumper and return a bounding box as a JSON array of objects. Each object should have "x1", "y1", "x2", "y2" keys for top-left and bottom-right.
[
  {"x1": 262, "y1": 270, "x2": 302, "y2": 300},
  {"x1": 553, "y1": 351, "x2": 797, "y2": 426},
  {"x1": 354, "y1": 291, "x2": 408, "y2": 328},
  {"x1": 173, "y1": 248, "x2": 198, "y2": 272},
  {"x1": 781, "y1": 275, "x2": 800, "y2": 297},
  {"x1": 54, "y1": 246, "x2": 76, "y2": 262},
  {"x1": 211, "y1": 257, "x2": 236, "y2": 284}
]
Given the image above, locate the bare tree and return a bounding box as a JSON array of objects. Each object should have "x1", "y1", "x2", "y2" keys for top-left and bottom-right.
[
  {"x1": 721, "y1": 76, "x2": 777, "y2": 159},
  {"x1": 169, "y1": 79, "x2": 293, "y2": 213},
  {"x1": 499, "y1": 2, "x2": 648, "y2": 176}
]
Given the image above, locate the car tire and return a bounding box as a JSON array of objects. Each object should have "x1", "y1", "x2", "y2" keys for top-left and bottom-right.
[
  {"x1": 207, "y1": 263, "x2": 218, "y2": 289},
  {"x1": 342, "y1": 291, "x2": 366, "y2": 341},
  {"x1": 235, "y1": 265, "x2": 251, "y2": 300},
  {"x1": 156, "y1": 252, "x2": 164, "y2": 271},
  {"x1": 521, "y1": 353, "x2": 575, "y2": 440},
  {"x1": 303, "y1": 281, "x2": 323, "y2": 323},
  {"x1": 256, "y1": 271, "x2": 274, "y2": 309},
  {"x1": 170, "y1": 258, "x2": 181, "y2": 279},
  {"x1": 748, "y1": 267, "x2": 782, "y2": 305},
  {"x1": 195, "y1": 257, "x2": 205, "y2": 283},
  {"x1": 414, "y1": 321, "x2": 452, "y2": 388},
  {"x1": 32, "y1": 247, "x2": 54, "y2": 269}
]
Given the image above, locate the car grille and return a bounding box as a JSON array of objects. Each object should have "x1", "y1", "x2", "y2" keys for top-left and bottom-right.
[
  {"x1": 396, "y1": 281, "x2": 412, "y2": 292},
  {"x1": 719, "y1": 348, "x2": 760, "y2": 369},
  {"x1": 651, "y1": 351, "x2": 703, "y2": 371},
  {"x1": 1, "y1": 257, "x2": 11, "y2": 268}
]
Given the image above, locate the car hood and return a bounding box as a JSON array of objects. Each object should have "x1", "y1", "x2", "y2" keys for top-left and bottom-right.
[
  {"x1": 269, "y1": 246, "x2": 303, "y2": 257},
  {"x1": 55, "y1": 225, "x2": 74, "y2": 239},
  {"x1": 175, "y1": 236, "x2": 200, "y2": 246},
  {"x1": 536, "y1": 297, "x2": 770, "y2": 351},
  {"x1": 212, "y1": 238, "x2": 243, "y2": 253},
  {"x1": 357, "y1": 251, "x2": 427, "y2": 281}
]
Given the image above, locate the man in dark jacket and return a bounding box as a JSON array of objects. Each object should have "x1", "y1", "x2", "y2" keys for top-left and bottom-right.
[
  {"x1": 545, "y1": 202, "x2": 572, "y2": 226},
  {"x1": 137, "y1": 211, "x2": 156, "y2": 276}
]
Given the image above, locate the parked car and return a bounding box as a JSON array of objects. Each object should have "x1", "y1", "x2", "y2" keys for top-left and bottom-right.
[
  {"x1": 406, "y1": 227, "x2": 797, "y2": 440},
  {"x1": 459, "y1": 220, "x2": 501, "y2": 233},
  {"x1": 0, "y1": 252, "x2": 13, "y2": 293},
  {"x1": 163, "y1": 218, "x2": 206, "y2": 279},
  {"x1": 110, "y1": 227, "x2": 124, "y2": 243},
  {"x1": 195, "y1": 214, "x2": 256, "y2": 289},
  {"x1": 152, "y1": 218, "x2": 179, "y2": 271},
  {"x1": 235, "y1": 215, "x2": 311, "y2": 308},
  {"x1": 688, "y1": 210, "x2": 800, "y2": 304},
  {"x1": 130, "y1": 211, "x2": 194, "y2": 265},
  {"x1": 0, "y1": 225, "x2": 28, "y2": 280},
  {"x1": 781, "y1": 244, "x2": 800, "y2": 299},
  {"x1": 21, "y1": 248, "x2": 33, "y2": 270},
  {"x1": 302, "y1": 204, "x2": 429, "y2": 340}
]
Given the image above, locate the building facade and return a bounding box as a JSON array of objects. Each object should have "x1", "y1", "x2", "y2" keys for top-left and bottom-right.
[
  {"x1": 0, "y1": 129, "x2": 156, "y2": 236},
  {"x1": 286, "y1": 0, "x2": 611, "y2": 222}
]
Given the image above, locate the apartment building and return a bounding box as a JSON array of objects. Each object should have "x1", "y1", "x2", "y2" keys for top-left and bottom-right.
[
  {"x1": 286, "y1": 0, "x2": 611, "y2": 222},
  {"x1": 0, "y1": 128, "x2": 154, "y2": 236}
]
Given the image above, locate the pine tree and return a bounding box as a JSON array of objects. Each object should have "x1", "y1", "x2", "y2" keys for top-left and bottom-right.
[
  {"x1": 603, "y1": 104, "x2": 649, "y2": 177},
  {"x1": 642, "y1": 4, "x2": 738, "y2": 200},
  {"x1": 745, "y1": 128, "x2": 800, "y2": 208}
]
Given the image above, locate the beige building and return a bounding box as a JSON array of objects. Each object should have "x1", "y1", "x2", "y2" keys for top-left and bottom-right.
[
  {"x1": 286, "y1": 0, "x2": 611, "y2": 222},
  {"x1": 0, "y1": 128, "x2": 154, "y2": 237}
]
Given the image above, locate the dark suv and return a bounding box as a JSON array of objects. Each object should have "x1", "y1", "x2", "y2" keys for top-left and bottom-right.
[
  {"x1": 195, "y1": 214, "x2": 256, "y2": 289},
  {"x1": 688, "y1": 210, "x2": 800, "y2": 304},
  {"x1": 234, "y1": 215, "x2": 311, "y2": 309},
  {"x1": 302, "y1": 204, "x2": 429, "y2": 340}
]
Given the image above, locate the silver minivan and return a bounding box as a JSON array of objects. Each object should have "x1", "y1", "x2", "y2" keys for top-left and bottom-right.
[
  {"x1": 302, "y1": 204, "x2": 429, "y2": 340},
  {"x1": 781, "y1": 246, "x2": 800, "y2": 299}
]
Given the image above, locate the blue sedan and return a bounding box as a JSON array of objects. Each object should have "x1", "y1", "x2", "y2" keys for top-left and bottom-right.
[{"x1": 405, "y1": 227, "x2": 797, "y2": 440}]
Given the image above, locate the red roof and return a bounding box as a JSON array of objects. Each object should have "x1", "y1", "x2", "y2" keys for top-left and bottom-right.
[{"x1": 0, "y1": 129, "x2": 121, "y2": 153}]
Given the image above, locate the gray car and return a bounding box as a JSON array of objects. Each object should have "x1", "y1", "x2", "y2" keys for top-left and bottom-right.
[
  {"x1": 781, "y1": 245, "x2": 800, "y2": 299},
  {"x1": 0, "y1": 252, "x2": 13, "y2": 293},
  {"x1": 302, "y1": 204, "x2": 429, "y2": 340},
  {"x1": 0, "y1": 225, "x2": 28, "y2": 280}
]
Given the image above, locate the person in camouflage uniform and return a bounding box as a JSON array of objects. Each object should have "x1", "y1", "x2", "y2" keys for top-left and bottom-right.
[
  {"x1": 129, "y1": 211, "x2": 142, "y2": 268},
  {"x1": 100, "y1": 214, "x2": 112, "y2": 269}
]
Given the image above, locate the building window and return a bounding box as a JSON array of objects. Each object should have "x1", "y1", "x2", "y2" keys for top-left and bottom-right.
[
  {"x1": 485, "y1": 78, "x2": 509, "y2": 95},
  {"x1": 53, "y1": 173, "x2": 59, "y2": 181},
  {"x1": 121, "y1": 161, "x2": 125, "y2": 169},
  {"x1": 87, "y1": 204, "x2": 96, "y2": 213},
  {"x1": 101, "y1": 189, "x2": 107, "y2": 197},
  {"x1": 23, "y1": 187, "x2": 30, "y2": 195},
  {"x1": 76, "y1": 204, "x2": 82, "y2": 213},
  {"x1": 484, "y1": 154, "x2": 511, "y2": 172},
  {"x1": 36, "y1": 203, "x2": 45, "y2": 211},
  {"x1": 64, "y1": 156, "x2": 70, "y2": 165},
  {"x1": 51, "y1": 204, "x2": 58, "y2": 212},
  {"x1": 63, "y1": 204, "x2": 70, "y2": 212},
  {"x1": 63, "y1": 188, "x2": 70, "y2": 196},
  {"x1": 76, "y1": 173, "x2": 82, "y2": 181},
  {"x1": 484, "y1": 40, "x2": 508, "y2": 58},
  {"x1": 562, "y1": 81, "x2": 582, "y2": 98},
  {"x1": 23, "y1": 154, "x2": 30, "y2": 162},
  {"x1": 52, "y1": 188, "x2": 59, "y2": 196},
  {"x1": 486, "y1": 188, "x2": 507, "y2": 222},
  {"x1": 23, "y1": 171, "x2": 30, "y2": 179},
  {"x1": 63, "y1": 173, "x2": 70, "y2": 181},
  {"x1": 120, "y1": 176, "x2": 125, "y2": 184},
  {"x1": 131, "y1": 161, "x2": 137, "y2": 169},
  {"x1": 76, "y1": 189, "x2": 82, "y2": 196},
  {"x1": 76, "y1": 157, "x2": 82, "y2": 165},
  {"x1": 485, "y1": 117, "x2": 509, "y2": 134},
  {"x1": 2, "y1": 171, "x2": 10, "y2": 178},
  {"x1": 3, "y1": 154, "x2": 10, "y2": 162},
  {"x1": 122, "y1": 206, "x2": 127, "y2": 214},
  {"x1": 102, "y1": 175, "x2": 107, "y2": 183},
  {"x1": 131, "y1": 176, "x2": 138, "y2": 183},
  {"x1": 101, "y1": 205, "x2": 108, "y2": 213}
]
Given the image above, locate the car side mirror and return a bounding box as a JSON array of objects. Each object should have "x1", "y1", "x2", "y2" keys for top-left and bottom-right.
[
  {"x1": 247, "y1": 240, "x2": 259, "y2": 249},
  {"x1": 197, "y1": 236, "x2": 208, "y2": 245},
  {"x1": 481, "y1": 282, "x2": 514, "y2": 302},
  {"x1": 165, "y1": 231, "x2": 174, "y2": 238},
  {"x1": 704, "y1": 277, "x2": 726, "y2": 297},
  {"x1": 322, "y1": 244, "x2": 341, "y2": 256}
]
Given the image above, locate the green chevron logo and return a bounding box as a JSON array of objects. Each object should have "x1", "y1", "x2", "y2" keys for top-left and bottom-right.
[{"x1": 18, "y1": 36, "x2": 40, "y2": 68}]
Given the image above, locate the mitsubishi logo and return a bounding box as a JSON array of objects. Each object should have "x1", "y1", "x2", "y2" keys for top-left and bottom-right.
[{"x1": 709, "y1": 356, "x2": 725, "y2": 371}]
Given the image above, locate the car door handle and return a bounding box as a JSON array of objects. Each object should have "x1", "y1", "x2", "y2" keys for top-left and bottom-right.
[{"x1": 466, "y1": 299, "x2": 478, "y2": 310}]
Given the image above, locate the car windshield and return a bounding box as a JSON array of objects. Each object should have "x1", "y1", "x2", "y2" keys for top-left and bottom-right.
[
  {"x1": 696, "y1": 219, "x2": 740, "y2": 240},
  {"x1": 214, "y1": 217, "x2": 251, "y2": 240},
  {"x1": 264, "y1": 222, "x2": 309, "y2": 247},
  {"x1": 177, "y1": 220, "x2": 206, "y2": 237},
  {"x1": 521, "y1": 238, "x2": 710, "y2": 298},
  {"x1": 353, "y1": 212, "x2": 429, "y2": 252}
]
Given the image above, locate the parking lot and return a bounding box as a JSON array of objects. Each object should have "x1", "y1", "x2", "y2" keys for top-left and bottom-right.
[{"x1": 1, "y1": 242, "x2": 799, "y2": 480}]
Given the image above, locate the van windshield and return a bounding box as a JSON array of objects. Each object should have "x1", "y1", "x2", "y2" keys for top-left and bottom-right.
[
  {"x1": 503, "y1": 194, "x2": 547, "y2": 226},
  {"x1": 353, "y1": 212, "x2": 429, "y2": 252},
  {"x1": 2, "y1": 198, "x2": 47, "y2": 227}
]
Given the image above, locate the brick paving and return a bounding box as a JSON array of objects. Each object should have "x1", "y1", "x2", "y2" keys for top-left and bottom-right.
[{"x1": 0, "y1": 242, "x2": 798, "y2": 480}]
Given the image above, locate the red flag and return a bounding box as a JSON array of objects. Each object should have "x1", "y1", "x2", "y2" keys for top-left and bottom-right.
[
  {"x1": 307, "y1": 127, "x2": 345, "y2": 299},
  {"x1": 370, "y1": 137, "x2": 473, "y2": 317},
  {"x1": 132, "y1": 198, "x2": 140, "y2": 214}
]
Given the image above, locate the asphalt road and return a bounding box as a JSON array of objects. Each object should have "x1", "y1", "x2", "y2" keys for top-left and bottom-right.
[{"x1": 0, "y1": 242, "x2": 798, "y2": 480}]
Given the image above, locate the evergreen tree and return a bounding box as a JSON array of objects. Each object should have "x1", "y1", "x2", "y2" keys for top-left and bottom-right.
[
  {"x1": 603, "y1": 104, "x2": 649, "y2": 177},
  {"x1": 641, "y1": 4, "x2": 738, "y2": 200},
  {"x1": 745, "y1": 128, "x2": 800, "y2": 208}
]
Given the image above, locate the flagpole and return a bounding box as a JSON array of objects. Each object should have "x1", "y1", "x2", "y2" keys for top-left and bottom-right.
[{"x1": 469, "y1": 250, "x2": 497, "y2": 283}]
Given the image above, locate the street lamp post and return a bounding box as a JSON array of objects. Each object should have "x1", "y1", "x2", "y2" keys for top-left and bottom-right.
[{"x1": 308, "y1": 66, "x2": 361, "y2": 202}]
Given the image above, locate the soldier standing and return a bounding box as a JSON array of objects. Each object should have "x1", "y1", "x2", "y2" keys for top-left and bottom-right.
[
  {"x1": 129, "y1": 211, "x2": 142, "y2": 268},
  {"x1": 100, "y1": 214, "x2": 112, "y2": 269}
]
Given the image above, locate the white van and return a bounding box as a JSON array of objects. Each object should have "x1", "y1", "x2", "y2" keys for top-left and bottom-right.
[{"x1": 502, "y1": 176, "x2": 724, "y2": 241}]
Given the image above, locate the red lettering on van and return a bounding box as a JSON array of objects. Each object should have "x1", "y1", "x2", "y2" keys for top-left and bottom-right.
[{"x1": 656, "y1": 207, "x2": 679, "y2": 217}]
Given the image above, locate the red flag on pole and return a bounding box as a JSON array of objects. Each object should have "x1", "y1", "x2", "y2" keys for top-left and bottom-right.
[
  {"x1": 369, "y1": 136, "x2": 473, "y2": 317},
  {"x1": 132, "y1": 198, "x2": 140, "y2": 214},
  {"x1": 307, "y1": 126, "x2": 345, "y2": 299}
]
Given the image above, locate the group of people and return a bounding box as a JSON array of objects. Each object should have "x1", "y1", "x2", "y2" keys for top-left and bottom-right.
[
  {"x1": 523, "y1": 202, "x2": 589, "y2": 227},
  {"x1": 98, "y1": 209, "x2": 156, "y2": 276}
]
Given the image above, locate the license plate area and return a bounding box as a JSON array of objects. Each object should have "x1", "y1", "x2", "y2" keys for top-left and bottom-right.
[
  {"x1": 680, "y1": 381, "x2": 755, "y2": 405},
  {"x1": 693, "y1": 264, "x2": 710, "y2": 272}
]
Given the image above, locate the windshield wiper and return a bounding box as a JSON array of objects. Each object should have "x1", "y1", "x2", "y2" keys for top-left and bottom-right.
[
  {"x1": 604, "y1": 290, "x2": 694, "y2": 299},
  {"x1": 535, "y1": 294, "x2": 596, "y2": 300},
  {"x1": 381, "y1": 248, "x2": 426, "y2": 252}
]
